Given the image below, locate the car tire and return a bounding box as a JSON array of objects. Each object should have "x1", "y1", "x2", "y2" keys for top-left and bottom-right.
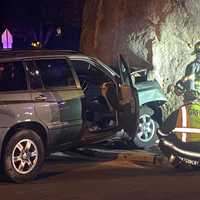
[
  {"x1": 3, "y1": 129, "x2": 44, "y2": 183},
  {"x1": 133, "y1": 106, "x2": 159, "y2": 149}
]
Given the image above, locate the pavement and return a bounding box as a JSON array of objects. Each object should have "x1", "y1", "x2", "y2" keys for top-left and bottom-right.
[
  {"x1": 2, "y1": 146, "x2": 200, "y2": 200},
  {"x1": 51, "y1": 146, "x2": 170, "y2": 167}
]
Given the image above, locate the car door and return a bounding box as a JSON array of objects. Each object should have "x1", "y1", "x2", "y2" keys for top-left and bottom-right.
[
  {"x1": 70, "y1": 59, "x2": 116, "y2": 142},
  {"x1": 116, "y1": 55, "x2": 139, "y2": 139},
  {"x1": 25, "y1": 58, "x2": 84, "y2": 146},
  {"x1": 71, "y1": 56, "x2": 139, "y2": 141}
]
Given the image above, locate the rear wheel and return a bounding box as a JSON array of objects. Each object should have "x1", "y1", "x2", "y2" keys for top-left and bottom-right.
[
  {"x1": 133, "y1": 106, "x2": 159, "y2": 148},
  {"x1": 3, "y1": 129, "x2": 44, "y2": 183}
]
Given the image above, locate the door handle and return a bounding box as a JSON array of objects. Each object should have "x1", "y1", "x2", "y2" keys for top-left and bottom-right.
[{"x1": 35, "y1": 95, "x2": 47, "y2": 101}]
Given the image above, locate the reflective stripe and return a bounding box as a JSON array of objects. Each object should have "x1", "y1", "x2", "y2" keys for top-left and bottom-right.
[
  {"x1": 173, "y1": 127, "x2": 200, "y2": 134},
  {"x1": 181, "y1": 106, "x2": 187, "y2": 142},
  {"x1": 157, "y1": 129, "x2": 169, "y2": 137},
  {"x1": 163, "y1": 140, "x2": 200, "y2": 158}
]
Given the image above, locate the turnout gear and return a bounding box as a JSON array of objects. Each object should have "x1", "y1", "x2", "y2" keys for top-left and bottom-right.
[
  {"x1": 184, "y1": 62, "x2": 200, "y2": 98},
  {"x1": 174, "y1": 81, "x2": 200, "y2": 102},
  {"x1": 175, "y1": 41, "x2": 200, "y2": 101},
  {"x1": 175, "y1": 103, "x2": 200, "y2": 142},
  {"x1": 157, "y1": 42, "x2": 200, "y2": 168},
  {"x1": 158, "y1": 102, "x2": 200, "y2": 168}
]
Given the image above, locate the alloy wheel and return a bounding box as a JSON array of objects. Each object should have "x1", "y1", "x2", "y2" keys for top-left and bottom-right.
[
  {"x1": 137, "y1": 114, "x2": 155, "y2": 143},
  {"x1": 11, "y1": 139, "x2": 38, "y2": 175}
]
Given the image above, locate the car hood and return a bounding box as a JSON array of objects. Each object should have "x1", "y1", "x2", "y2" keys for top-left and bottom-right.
[{"x1": 135, "y1": 80, "x2": 167, "y2": 106}]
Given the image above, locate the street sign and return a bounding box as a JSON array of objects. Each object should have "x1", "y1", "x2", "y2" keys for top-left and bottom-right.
[{"x1": 1, "y1": 29, "x2": 13, "y2": 49}]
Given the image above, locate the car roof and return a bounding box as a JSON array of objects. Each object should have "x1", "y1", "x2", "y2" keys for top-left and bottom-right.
[
  {"x1": 0, "y1": 49, "x2": 86, "y2": 61},
  {"x1": 0, "y1": 49, "x2": 118, "y2": 77}
]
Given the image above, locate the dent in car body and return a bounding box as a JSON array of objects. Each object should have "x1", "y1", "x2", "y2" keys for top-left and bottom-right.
[{"x1": 136, "y1": 80, "x2": 167, "y2": 106}]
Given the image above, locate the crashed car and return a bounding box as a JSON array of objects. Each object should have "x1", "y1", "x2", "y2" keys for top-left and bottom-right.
[
  {"x1": 0, "y1": 50, "x2": 139, "y2": 182},
  {"x1": 112, "y1": 69, "x2": 167, "y2": 148},
  {"x1": 132, "y1": 69, "x2": 167, "y2": 148}
]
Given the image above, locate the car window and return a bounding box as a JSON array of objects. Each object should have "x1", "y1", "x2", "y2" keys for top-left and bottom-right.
[
  {"x1": 33, "y1": 59, "x2": 76, "y2": 89},
  {"x1": 71, "y1": 60, "x2": 110, "y2": 84},
  {"x1": 25, "y1": 61, "x2": 43, "y2": 90},
  {"x1": 0, "y1": 61, "x2": 27, "y2": 91}
]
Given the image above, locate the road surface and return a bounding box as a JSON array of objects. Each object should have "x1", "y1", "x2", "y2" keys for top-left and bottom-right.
[{"x1": 0, "y1": 149, "x2": 200, "y2": 200}]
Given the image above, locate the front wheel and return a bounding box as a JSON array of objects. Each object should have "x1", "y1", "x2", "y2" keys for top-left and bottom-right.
[
  {"x1": 133, "y1": 106, "x2": 159, "y2": 148},
  {"x1": 3, "y1": 129, "x2": 45, "y2": 183}
]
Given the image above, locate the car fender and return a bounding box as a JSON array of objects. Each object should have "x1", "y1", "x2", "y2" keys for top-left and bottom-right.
[
  {"x1": 136, "y1": 80, "x2": 167, "y2": 106},
  {"x1": 0, "y1": 103, "x2": 49, "y2": 160}
]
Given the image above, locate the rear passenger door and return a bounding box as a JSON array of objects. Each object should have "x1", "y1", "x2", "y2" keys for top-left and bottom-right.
[{"x1": 25, "y1": 58, "x2": 84, "y2": 145}]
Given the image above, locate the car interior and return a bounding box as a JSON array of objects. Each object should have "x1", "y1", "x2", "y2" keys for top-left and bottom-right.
[{"x1": 72, "y1": 60, "x2": 118, "y2": 133}]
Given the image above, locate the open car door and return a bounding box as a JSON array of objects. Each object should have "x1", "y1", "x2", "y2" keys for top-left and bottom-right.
[{"x1": 117, "y1": 55, "x2": 139, "y2": 139}]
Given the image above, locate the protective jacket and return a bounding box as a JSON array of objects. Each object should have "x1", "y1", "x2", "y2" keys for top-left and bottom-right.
[
  {"x1": 158, "y1": 102, "x2": 200, "y2": 167},
  {"x1": 184, "y1": 58, "x2": 200, "y2": 95},
  {"x1": 175, "y1": 103, "x2": 200, "y2": 142}
]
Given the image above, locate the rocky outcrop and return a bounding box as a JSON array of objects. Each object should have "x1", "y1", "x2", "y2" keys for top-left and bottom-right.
[{"x1": 81, "y1": 0, "x2": 200, "y2": 115}]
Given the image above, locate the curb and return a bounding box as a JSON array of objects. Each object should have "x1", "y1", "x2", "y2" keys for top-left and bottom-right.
[
  {"x1": 52, "y1": 148, "x2": 170, "y2": 167},
  {"x1": 117, "y1": 150, "x2": 155, "y2": 163},
  {"x1": 75, "y1": 148, "x2": 170, "y2": 166}
]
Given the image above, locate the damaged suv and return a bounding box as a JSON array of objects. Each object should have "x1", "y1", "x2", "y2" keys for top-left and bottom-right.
[{"x1": 0, "y1": 50, "x2": 139, "y2": 182}]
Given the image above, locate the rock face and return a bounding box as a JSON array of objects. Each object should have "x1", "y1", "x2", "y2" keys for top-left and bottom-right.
[{"x1": 81, "y1": 0, "x2": 200, "y2": 115}]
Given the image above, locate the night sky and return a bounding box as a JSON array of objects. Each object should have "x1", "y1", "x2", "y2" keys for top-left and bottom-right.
[{"x1": 0, "y1": 0, "x2": 85, "y2": 50}]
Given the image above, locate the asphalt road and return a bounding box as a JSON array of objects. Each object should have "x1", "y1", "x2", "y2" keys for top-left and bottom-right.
[{"x1": 0, "y1": 149, "x2": 200, "y2": 200}]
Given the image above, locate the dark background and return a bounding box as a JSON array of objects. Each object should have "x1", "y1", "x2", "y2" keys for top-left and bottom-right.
[{"x1": 0, "y1": 0, "x2": 85, "y2": 50}]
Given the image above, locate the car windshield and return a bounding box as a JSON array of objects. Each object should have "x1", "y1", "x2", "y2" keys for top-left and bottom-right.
[{"x1": 93, "y1": 58, "x2": 120, "y2": 78}]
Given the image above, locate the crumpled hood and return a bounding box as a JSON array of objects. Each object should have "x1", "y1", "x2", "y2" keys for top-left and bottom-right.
[{"x1": 135, "y1": 80, "x2": 167, "y2": 106}]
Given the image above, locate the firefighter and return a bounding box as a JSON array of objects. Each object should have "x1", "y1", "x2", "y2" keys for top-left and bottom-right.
[
  {"x1": 157, "y1": 42, "x2": 200, "y2": 167},
  {"x1": 175, "y1": 41, "x2": 200, "y2": 103},
  {"x1": 162, "y1": 41, "x2": 200, "y2": 139}
]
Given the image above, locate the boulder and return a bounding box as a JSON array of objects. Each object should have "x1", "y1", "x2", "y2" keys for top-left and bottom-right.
[{"x1": 81, "y1": 0, "x2": 200, "y2": 115}]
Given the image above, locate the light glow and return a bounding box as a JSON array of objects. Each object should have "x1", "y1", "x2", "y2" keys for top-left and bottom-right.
[{"x1": 1, "y1": 28, "x2": 13, "y2": 49}]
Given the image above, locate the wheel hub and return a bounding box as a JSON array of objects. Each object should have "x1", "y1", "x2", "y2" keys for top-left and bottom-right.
[
  {"x1": 22, "y1": 152, "x2": 27, "y2": 160},
  {"x1": 12, "y1": 139, "x2": 38, "y2": 175},
  {"x1": 137, "y1": 114, "x2": 155, "y2": 143}
]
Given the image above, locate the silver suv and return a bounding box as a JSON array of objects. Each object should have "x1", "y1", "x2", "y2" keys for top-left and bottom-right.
[{"x1": 0, "y1": 50, "x2": 139, "y2": 182}]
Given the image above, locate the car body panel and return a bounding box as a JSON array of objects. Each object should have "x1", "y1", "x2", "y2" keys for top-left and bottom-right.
[
  {"x1": 0, "y1": 93, "x2": 49, "y2": 157},
  {"x1": 0, "y1": 92, "x2": 35, "y2": 127},
  {"x1": 136, "y1": 80, "x2": 167, "y2": 106},
  {"x1": 117, "y1": 55, "x2": 139, "y2": 138},
  {"x1": 130, "y1": 68, "x2": 167, "y2": 107},
  {"x1": 31, "y1": 89, "x2": 84, "y2": 144}
]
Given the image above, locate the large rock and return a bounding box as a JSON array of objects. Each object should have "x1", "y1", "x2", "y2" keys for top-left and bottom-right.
[{"x1": 81, "y1": 0, "x2": 200, "y2": 116}]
